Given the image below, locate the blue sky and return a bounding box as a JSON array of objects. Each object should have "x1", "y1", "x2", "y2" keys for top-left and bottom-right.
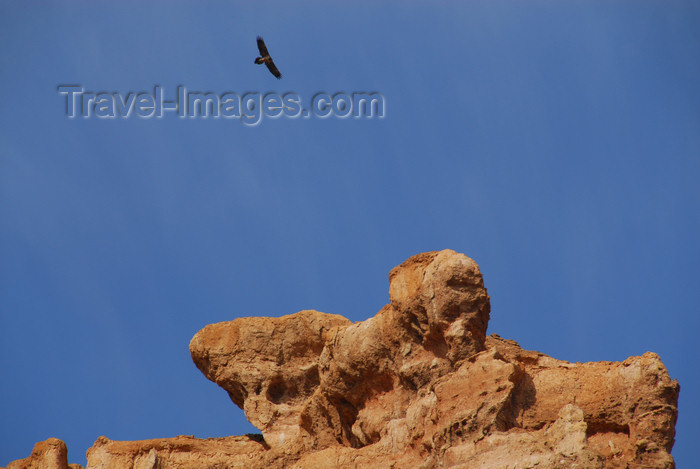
[{"x1": 1, "y1": 1, "x2": 698, "y2": 466}]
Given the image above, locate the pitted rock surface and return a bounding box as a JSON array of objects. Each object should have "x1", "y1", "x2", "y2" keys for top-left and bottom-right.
[{"x1": 4, "y1": 250, "x2": 679, "y2": 469}]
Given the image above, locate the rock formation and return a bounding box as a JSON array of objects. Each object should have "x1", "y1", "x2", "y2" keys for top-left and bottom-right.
[
  {"x1": 3, "y1": 250, "x2": 679, "y2": 468},
  {"x1": 2, "y1": 438, "x2": 82, "y2": 469}
]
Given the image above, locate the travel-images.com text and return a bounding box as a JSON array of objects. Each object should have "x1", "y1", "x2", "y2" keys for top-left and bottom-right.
[{"x1": 58, "y1": 85, "x2": 385, "y2": 126}]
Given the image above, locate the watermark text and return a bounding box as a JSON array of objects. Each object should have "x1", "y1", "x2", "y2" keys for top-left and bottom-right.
[{"x1": 57, "y1": 85, "x2": 385, "y2": 126}]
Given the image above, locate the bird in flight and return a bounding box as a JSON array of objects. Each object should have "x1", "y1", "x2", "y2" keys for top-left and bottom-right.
[{"x1": 254, "y1": 36, "x2": 282, "y2": 79}]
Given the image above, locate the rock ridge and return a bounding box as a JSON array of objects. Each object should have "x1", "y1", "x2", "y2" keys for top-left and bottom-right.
[{"x1": 3, "y1": 250, "x2": 679, "y2": 469}]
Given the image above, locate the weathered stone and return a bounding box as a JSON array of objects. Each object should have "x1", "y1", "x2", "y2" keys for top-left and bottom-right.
[
  {"x1": 2, "y1": 438, "x2": 83, "y2": 469},
  {"x1": 3, "y1": 250, "x2": 679, "y2": 469},
  {"x1": 84, "y1": 435, "x2": 271, "y2": 469},
  {"x1": 189, "y1": 309, "x2": 351, "y2": 448}
]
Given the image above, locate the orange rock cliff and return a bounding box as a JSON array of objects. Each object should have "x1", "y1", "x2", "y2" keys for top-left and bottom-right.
[{"x1": 3, "y1": 250, "x2": 679, "y2": 469}]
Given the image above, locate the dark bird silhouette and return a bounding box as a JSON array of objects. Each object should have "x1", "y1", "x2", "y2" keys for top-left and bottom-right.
[{"x1": 254, "y1": 36, "x2": 282, "y2": 79}]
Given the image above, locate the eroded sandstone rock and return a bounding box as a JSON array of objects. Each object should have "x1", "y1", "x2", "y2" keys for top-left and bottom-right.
[
  {"x1": 84, "y1": 435, "x2": 271, "y2": 469},
  {"x1": 4, "y1": 250, "x2": 679, "y2": 469},
  {"x1": 189, "y1": 249, "x2": 491, "y2": 451},
  {"x1": 2, "y1": 438, "x2": 83, "y2": 469},
  {"x1": 189, "y1": 309, "x2": 352, "y2": 448}
]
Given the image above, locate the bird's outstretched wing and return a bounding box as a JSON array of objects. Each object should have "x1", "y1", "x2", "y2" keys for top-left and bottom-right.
[
  {"x1": 265, "y1": 60, "x2": 282, "y2": 79},
  {"x1": 256, "y1": 36, "x2": 269, "y2": 57}
]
